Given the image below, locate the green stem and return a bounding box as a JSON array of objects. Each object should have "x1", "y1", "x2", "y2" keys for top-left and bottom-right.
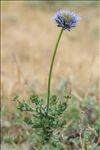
[{"x1": 47, "y1": 28, "x2": 64, "y2": 113}]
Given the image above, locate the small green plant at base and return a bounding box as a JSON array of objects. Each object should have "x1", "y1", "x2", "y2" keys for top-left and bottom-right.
[{"x1": 14, "y1": 94, "x2": 70, "y2": 146}]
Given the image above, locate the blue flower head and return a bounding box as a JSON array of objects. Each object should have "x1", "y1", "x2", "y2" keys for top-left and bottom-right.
[{"x1": 54, "y1": 10, "x2": 80, "y2": 31}]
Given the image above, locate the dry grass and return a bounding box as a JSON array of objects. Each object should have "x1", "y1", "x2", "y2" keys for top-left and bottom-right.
[{"x1": 1, "y1": 1, "x2": 100, "y2": 114}]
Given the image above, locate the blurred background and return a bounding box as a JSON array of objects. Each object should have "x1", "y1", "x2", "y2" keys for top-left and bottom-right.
[
  {"x1": 1, "y1": 1, "x2": 100, "y2": 150},
  {"x1": 1, "y1": 1, "x2": 100, "y2": 116}
]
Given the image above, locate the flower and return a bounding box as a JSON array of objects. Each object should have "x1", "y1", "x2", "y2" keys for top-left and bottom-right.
[{"x1": 54, "y1": 10, "x2": 80, "y2": 31}]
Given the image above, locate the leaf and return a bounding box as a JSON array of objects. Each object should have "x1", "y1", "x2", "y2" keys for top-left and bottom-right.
[
  {"x1": 13, "y1": 95, "x2": 19, "y2": 101},
  {"x1": 18, "y1": 101, "x2": 33, "y2": 111},
  {"x1": 50, "y1": 95, "x2": 58, "y2": 105},
  {"x1": 30, "y1": 95, "x2": 41, "y2": 105}
]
